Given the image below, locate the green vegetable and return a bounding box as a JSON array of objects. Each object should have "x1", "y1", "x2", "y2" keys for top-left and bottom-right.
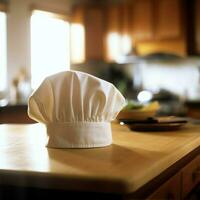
[{"x1": 122, "y1": 100, "x2": 143, "y2": 111}]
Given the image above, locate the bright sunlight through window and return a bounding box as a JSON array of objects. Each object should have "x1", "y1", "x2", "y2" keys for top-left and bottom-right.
[
  {"x1": 31, "y1": 10, "x2": 70, "y2": 89},
  {"x1": 0, "y1": 12, "x2": 7, "y2": 91},
  {"x1": 107, "y1": 33, "x2": 121, "y2": 61},
  {"x1": 107, "y1": 32, "x2": 132, "y2": 61},
  {"x1": 70, "y1": 23, "x2": 85, "y2": 63}
]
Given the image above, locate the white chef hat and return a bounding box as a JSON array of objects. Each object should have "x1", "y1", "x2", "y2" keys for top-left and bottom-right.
[{"x1": 28, "y1": 70, "x2": 125, "y2": 148}]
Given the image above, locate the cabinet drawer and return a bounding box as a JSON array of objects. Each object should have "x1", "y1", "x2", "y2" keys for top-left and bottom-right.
[
  {"x1": 147, "y1": 172, "x2": 181, "y2": 200},
  {"x1": 182, "y1": 155, "x2": 200, "y2": 199}
]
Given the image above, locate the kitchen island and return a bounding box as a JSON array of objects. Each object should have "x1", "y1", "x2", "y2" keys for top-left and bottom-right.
[{"x1": 0, "y1": 123, "x2": 199, "y2": 199}]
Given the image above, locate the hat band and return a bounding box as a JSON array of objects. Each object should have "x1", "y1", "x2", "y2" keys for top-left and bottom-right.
[{"x1": 46, "y1": 122, "x2": 112, "y2": 148}]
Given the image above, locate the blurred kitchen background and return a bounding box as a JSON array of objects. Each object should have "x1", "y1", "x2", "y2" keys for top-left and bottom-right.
[{"x1": 0, "y1": 0, "x2": 200, "y2": 123}]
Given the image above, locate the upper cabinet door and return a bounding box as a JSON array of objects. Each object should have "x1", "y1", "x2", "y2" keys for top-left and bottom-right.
[
  {"x1": 106, "y1": 5, "x2": 121, "y2": 33},
  {"x1": 155, "y1": 0, "x2": 182, "y2": 40},
  {"x1": 195, "y1": 0, "x2": 200, "y2": 54},
  {"x1": 132, "y1": 0, "x2": 154, "y2": 41},
  {"x1": 70, "y1": 5, "x2": 105, "y2": 62},
  {"x1": 85, "y1": 7, "x2": 105, "y2": 61}
]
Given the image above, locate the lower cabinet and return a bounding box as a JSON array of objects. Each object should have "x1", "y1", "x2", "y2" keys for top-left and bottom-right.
[
  {"x1": 182, "y1": 155, "x2": 200, "y2": 199},
  {"x1": 147, "y1": 155, "x2": 200, "y2": 200},
  {"x1": 147, "y1": 172, "x2": 181, "y2": 200}
]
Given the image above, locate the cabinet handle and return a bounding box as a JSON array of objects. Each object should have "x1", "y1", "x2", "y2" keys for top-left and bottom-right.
[
  {"x1": 192, "y1": 167, "x2": 200, "y2": 181},
  {"x1": 166, "y1": 192, "x2": 174, "y2": 200}
]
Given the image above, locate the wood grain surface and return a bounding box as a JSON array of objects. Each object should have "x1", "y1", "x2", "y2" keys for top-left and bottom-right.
[{"x1": 0, "y1": 123, "x2": 199, "y2": 194}]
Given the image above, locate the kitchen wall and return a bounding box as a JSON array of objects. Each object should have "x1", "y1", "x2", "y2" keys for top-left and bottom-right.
[
  {"x1": 72, "y1": 56, "x2": 200, "y2": 101},
  {"x1": 6, "y1": 0, "x2": 71, "y2": 92},
  {"x1": 4, "y1": 0, "x2": 200, "y2": 103},
  {"x1": 139, "y1": 57, "x2": 200, "y2": 100}
]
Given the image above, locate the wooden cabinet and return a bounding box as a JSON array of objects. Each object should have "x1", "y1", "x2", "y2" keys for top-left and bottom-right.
[
  {"x1": 104, "y1": 0, "x2": 185, "y2": 59},
  {"x1": 147, "y1": 155, "x2": 200, "y2": 200},
  {"x1": 190, "y1": 0, "x2": 200, "y2": 55},
  {"x1": 195, "y1": 0, "x2": 200, "y2": 54},
  {"x1": 155, "y1": 0, "x2": 182, "y2": 40},
  {"x1": 132, "y1": 0, "x2": 154, "y2": 41},
  {"x1": 131, "y1": 0, "x2": 185, "y2": 56},
  {"x1": 147, "y1": 172, "x2": 181, "y2": 200},
  {"x1": 106, "y1": 5, "x2": 120, "y2": 33},
  {"x1": 70, "y1": 0, "x2": 188, "y2": 62},
  {"x1": 182, "y1": 155, "x2": 200, "y2": 199},
  {"x1": 104, "y1": 4, "x2": 121, "y2": 61},
  {"x1": 84, "y1": 7, "x2": 105, "y2": 61},
  {"x1": 131, "y1": 0, "x2": 182, "y2": 41},
  {"x1": 70, "y1": 5, "x2": 105, "y2": 63}
]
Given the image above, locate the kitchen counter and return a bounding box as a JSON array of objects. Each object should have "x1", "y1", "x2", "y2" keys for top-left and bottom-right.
[
  {"x1": 185, "y1": 100, "x2": 200, "y2": 119},
  {"x1": 0, "y1": 104, "x2": 35, "y2": 123},
  {"x1": 0, "y1": 123, "x2": 199, "y2": 199}
]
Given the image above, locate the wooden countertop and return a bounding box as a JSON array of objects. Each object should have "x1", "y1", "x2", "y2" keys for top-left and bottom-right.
[
  {"x1": 0, "y1": 104, "x2": 35, "y2": 123},
  {"x1": 0, "y1": 123, "x2": 199, "y2": 195}
]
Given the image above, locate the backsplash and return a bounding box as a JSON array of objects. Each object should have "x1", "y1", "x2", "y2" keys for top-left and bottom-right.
[
  {"x1": 138, "y1": 57, "x2": 200, "y2": 100},
  {"x1": 72, "y1": 56, "x2": 200, "y2": 101}
]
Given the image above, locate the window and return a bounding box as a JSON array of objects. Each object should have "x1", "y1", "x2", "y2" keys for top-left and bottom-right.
[
  {"x1": 31, "y1": 10, "x2": 70, "y2": 89},
  {"x1": 0, "y1": 11, "x2": 7, "y2": 92},
  {"x1": 106, "y1": 32, "x2": 132, "y2": 62},
  {"x1": 70, "y1": 23, "x2": 85, "y2": 63}
]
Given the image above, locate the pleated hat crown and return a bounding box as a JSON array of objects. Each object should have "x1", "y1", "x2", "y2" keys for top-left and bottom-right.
[{"x1": 28, "y1": 70, "x2": 125, "y2": 148}]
